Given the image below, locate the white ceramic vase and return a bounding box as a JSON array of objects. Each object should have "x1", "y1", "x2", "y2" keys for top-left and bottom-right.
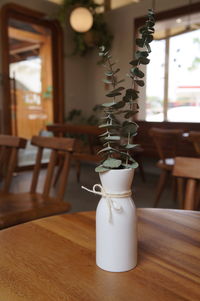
[{"x1": 96, "y1": 168, "x2": 137, "y2": 272}]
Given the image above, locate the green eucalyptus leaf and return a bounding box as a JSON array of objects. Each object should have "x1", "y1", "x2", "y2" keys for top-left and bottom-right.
[
  {"x1": 132, "y1": 68, "x2": 145, "y2": 78},
  {"x1": 99, "y1": 131, "x2": 109, "y2": 137},
  {"x1": 122, "y1": 122, "x2": 138, "y2": 135},
  {"x1": 135, "y1": 80, "x2": 145, "y2": 87},
  {"x1": 99, "y1": 46, "x2": 105, "y2": 52},
  {"x1": 146, "y1": 35, "x2": 153, "y2": 43},
  {"x1": 136, "y1": 50, "x2": 148, "y2": 60},
  {"x1": 103, "y1": 51, "x2": 110, "y2": 56},
  {"x1": 139, "y1": 57, "x2": 150, "y2": 65},
  {"x1": 106, "y1": 92, "x2": 122, "y2": 97},
  {"x1": 103, "y1": 141, "x2": 117, "y2": 147},
  {"x1": 129, "y1": 59, "x2": 138, "y2": 66},
  {"x1": 148, "y1": 8, "x2": 154, "y2": 15},
  {"x1": 103, "y1": 158, "x2": 122, "y2": 168},
  {"x1": 139, "y1": 51, "x2": 149, "y2": 57},
  {"x1": 113, "y1": 101, "x2": 125, "y2": 109},
  {"x1": 123, "y1": 144, "x2": 139, "y2": 149},
  {"x1": 123, "y1": 89, "x2": 139, "y2": 102},
  {"x1": 149, "y1": 27, "x2": 155, "y2": 33},
  {"x1": 139, "y1": 26, "x2": 147, "y2": 34},
  {"x1": 117, "y1": 151, "x2": 133, "y2": 160},
  {"x1": 106, "y1": 86, "x2": 125, "y2": 97},
  {"x1": 104, "y1": 136, "x2": 121, "y2": 141},
  {"x1": 123, "y1": 120, "x2": 138, "y2": 127},
  {"x1": 122, "y1": 162, "x2": 139, "y2": 169},
  {"x1": 126, "y1": 88, "x2": 139, "y2": 95},
  {"x1": 103, "y1": 79, "x2": 112, "y2": 84},
  {"x1": 113, "y1": 87, "x2": 125, "y2": 92},
  {"x1": 136, "y1": 38, "x2": 144, "y2": 47},
  {"x1": 101, "y1": 102, "x2": 115, "y2": 107},
  {"x1": 105, "y1": 71, "x2": 113, "y2": 76},
  {"x1": 146, "y1": 43, "x2": 151, "y2": 53},
  {"x1": 95, "y1": 165, "x2": 110, "y2": 172},
  {"x1": 99, "y1": 123, "x2": 120, "y2": 129},
  {"x1": 146, "y1": 21, "x2": 155, "y2": 28},
  {"x1": 97, "y1": 146, "x2": 114, "y2": 155}
]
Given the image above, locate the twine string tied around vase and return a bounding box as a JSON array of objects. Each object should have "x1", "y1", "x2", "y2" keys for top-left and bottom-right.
[{"x1": 81, "y1": 184, "x2": 132, "y2": 223}]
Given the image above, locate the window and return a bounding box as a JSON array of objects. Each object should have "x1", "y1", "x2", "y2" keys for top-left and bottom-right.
[{"x1": 144, "y1": 9, "x2": 200, "y2": 122}]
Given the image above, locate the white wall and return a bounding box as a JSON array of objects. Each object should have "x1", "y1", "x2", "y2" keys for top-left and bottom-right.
[{"x1": 63, "y1": 24, "x2": 92, "y2": 118}]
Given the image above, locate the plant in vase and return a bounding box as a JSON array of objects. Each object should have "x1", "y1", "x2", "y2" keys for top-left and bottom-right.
[{"x1": 82, "y1": 9, "x2": 155, "y2": 272}]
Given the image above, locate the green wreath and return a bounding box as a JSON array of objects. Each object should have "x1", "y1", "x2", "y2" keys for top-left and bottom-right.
[{"x1": 58, "y1": 0, "x2": 113, "y2": 56}]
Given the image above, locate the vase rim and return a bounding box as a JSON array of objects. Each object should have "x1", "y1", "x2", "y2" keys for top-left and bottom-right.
[{"x1": 99, "y1": 168, "x2": 133, "y2": 174}]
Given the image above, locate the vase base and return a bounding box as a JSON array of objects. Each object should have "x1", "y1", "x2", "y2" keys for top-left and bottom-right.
[{"x1": 96, "y1": 262, "x2": 137, "y2": 273}]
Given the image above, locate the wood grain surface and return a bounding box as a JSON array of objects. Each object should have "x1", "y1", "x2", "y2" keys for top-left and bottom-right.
[{"x1": 0, "y1": 209, "x2": 199, "y2": 301}]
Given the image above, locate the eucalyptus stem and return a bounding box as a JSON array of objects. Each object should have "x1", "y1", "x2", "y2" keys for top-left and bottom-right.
[{"x1": 95, "y1": 9, "x2": 155, "y2": 172}]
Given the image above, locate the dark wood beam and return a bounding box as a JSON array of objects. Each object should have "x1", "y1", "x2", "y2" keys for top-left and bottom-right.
[
  {"x1": 8, "y1": 27, "x2": 45, "y2": 43},
  {"x1": 104, "y1": 0, "x2": 111, "y2": 11},
  {"x1": 10, "y1": 41, "x2": 40, "y2": 55},
  {"x1": 9, "y1": 49, "x2": 39, "y2": 63}
]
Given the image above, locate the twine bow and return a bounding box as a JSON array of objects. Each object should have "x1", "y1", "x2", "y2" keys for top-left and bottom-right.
[{"x1": 81, "y1": 184, "x2": 132, "y2": 223}]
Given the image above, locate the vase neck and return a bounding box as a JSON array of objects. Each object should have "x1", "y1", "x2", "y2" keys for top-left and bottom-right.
[{"x1": 99, "y1": 169, "x2": 134, "y2": 194}]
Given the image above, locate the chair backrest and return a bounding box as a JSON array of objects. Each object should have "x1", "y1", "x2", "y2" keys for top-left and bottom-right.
[
  {"x1": 189, "y1": 131, "x2": 200, "y2": 156},
  {"x1": 0, "y1": 135, "x2": 27, "y2": 192},
  {"x1": 173, "y1": 157, "x2": 200, "y2": 210},
  {"x1": 47, "y1": 123, "x2": 103, "y2": 155},
  {"x1": 149, "y1": 128, "x2": 183, "y2": 162},
  {"x1": 173, "y1": 157, "x2": 200, "y2": 180},
  {"x1": 30, "y1": 136, "x2": 76, "y2": 200}
]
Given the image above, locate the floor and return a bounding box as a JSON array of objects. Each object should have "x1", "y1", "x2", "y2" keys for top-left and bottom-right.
[{"x1": 10, "y1": 160, "x2": 178, "y2": 213}]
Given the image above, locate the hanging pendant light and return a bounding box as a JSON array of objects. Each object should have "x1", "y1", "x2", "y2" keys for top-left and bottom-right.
[{"x1": 69, "y1": 7, "x2": 93, "y2": 33}]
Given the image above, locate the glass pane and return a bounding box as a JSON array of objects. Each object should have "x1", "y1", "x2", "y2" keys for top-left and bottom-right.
[
  {"x1": 146, "y1": 40, "x2": 165, "y2": 121},
  {"x1": 8, "y1": 18, "x2": 53, "y2": 166},
  {"x1": 168, "y1": 29, "x2": 200, "y2": 122}
]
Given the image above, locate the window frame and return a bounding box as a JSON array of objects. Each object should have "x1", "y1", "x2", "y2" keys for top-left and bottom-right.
[{"x1": 134, "y1": 2, "x2": 200, "y2": 123}]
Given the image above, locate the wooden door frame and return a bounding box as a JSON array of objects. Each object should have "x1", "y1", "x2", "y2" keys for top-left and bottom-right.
[{"x1": 0, "y1": 3, "x2": 64, "y2": 134}]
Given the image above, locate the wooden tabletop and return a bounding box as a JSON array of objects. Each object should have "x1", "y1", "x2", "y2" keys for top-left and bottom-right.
[{"x1": 0, "y1": 209, "x2": 199, "y2": 301}]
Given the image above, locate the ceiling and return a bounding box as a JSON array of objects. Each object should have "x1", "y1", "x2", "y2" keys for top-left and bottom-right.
[
  {"x1": 9, "y1": 19, "x2": 50, "y2": 63},
  {"x1": 47, "y1": 0, "x2": 140, "y2": 11}
]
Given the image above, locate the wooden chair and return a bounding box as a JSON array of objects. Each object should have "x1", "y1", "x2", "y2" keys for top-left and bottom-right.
[
  {"x1": 0, "y1": 135, "x2": 27, "y2": 192},
  {"x1": 47, "y1": 123, "x2": 146, "y2": 182},
  {"x1": 47, "y1": 123, "x2": 102, "y2": 182},
  {"x1": 189, "y1": 131, "x2": 200, "y2": 156},
  {"x1": 149, "y1": 127, "x2": 183, "y2": 207},
  {"x1": 173, "y1": 157, "x2": 200, "y2": 210},
  {"x1": 0, "y1": 136, "x2": 76, "y2": 230}
]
